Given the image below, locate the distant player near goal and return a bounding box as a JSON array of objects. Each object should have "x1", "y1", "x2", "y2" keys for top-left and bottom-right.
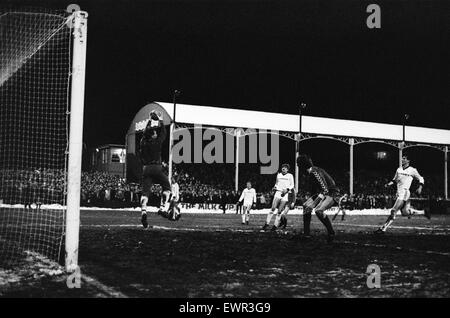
[
  {"x1": 297, "y1": 154, "x2": 338, "y2": 243},
  {"x1": 332, "y1": 193, "x2": 348, "y2": 222},
  {"x1": 375, "y1": 155, "x2": 429, "y2": 234},
  {"x1": 237, "y1": 181, "x2": 257, "y2": 225},
  {"x1": 262, "y1": 163, "x2": 294, "y2": 231},
  {"x1": 138, "y1": 111, "x2": 172, "y2": 228},
  {"x1": 167, "y1": 176, "x2": 181, "y2": 221}
]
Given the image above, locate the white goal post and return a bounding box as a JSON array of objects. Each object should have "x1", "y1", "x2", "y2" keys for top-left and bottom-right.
[
  {"x1": 65, "y1": 10, "x2": 88, "y2": 273},
  {"x1": 0, "y1": 8, "x2": 87, "y2": 272}
]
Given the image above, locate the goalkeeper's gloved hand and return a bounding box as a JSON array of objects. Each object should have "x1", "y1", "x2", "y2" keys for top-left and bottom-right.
[{"x1": 150, "y1": 111, "x2": 160, "y2": 121}]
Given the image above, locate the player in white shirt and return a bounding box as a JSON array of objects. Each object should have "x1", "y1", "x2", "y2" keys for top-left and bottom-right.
[
  {"x1": 375, "y1": 155, "x2": 425, "y2": 234},
  {"x1": 262, "y1": 163, "x2": 294, "y2": 231},
  {"x1": 164, "y1": 176, "x2": 181, "y2": 221},
  {"x1": 238, "y1": 181, "x2": 257, "y2": 225}
]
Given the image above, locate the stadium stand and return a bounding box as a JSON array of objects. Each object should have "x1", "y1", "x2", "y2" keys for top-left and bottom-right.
[{"x1": 1, "y1": 165, "x2": 447, "y2": 212}]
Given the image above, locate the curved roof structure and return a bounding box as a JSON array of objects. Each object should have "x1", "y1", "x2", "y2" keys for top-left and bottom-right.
[{"x1": 128, "y1": 101, "x2": 450, "y2": 146}]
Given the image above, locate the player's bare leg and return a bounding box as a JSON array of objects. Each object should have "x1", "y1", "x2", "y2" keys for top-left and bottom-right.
[
  {"x1": 272, "y1": 200, "x2": 287, "y2": 231},
  {"x1": 302, "y1": 207, "x2": 313, "y2": 238},
  {"x1": 158, "y1": 190, "x2": 172, "y2": 218},
  {"x1": 263, "y1": 197, "x2": 280, "y2": 230},
  {"x1": 140, "y1": 195, "x2": 149, "y2": 228},
  {"x1": 241, "y1": 206, "x2": 248, "y2": 224},
  {"x1": 281, "y1": 194, "x2": 295, "y2": 229},
  {"x1": 280, "y1": 212, "x2": 288, "y2": 229},
  {"x1": 401, "y1": 200, "x2": 412, "y2": 219},
  {"x1": 301, "y1": 195, "x2": 322, "y2": 237},
  {"x1": 402, "y1": 200, "x2": 430, "y2": 220},
  {"x1": 314, "y1": 196, "x2": 336, "y2": 243},
  {"x1": 376, "y1": 198, "x2": 404, "y2": 234},
  {"x1": 332, "y1": 207, "x2": 346, "y2": 221},
  {"x1": 332, "y1": 209, "x2": 339, "y2": 221},
  {"x1": 341, "y1": 208, "x2": 346, "y2": 221}
]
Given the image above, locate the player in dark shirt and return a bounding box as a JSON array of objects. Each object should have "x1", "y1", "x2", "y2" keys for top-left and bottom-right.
[
  {"x1": 138, "y1": 110, "x2": 172, "y2": 228},
  {"x1": 297, "y1": 154, "x2": 338, "y2": 243}
]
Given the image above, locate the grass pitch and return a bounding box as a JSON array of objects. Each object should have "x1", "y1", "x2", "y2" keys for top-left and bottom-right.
[{"x1": 1, "y1": 210, "x2": 450, "y2": 297}]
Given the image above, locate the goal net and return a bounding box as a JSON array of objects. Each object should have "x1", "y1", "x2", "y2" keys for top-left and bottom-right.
[{"x1": 0, "y1": 8, "x2": 74, "y2": 266}]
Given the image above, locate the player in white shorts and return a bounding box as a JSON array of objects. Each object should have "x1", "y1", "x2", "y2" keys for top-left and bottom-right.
[
  {"x1": 272, "y1": 188, "x2": 296, "y2": 231},
  {"x1": 160, "y1": 176, "x2": 181, "y2": 221},
  {"x1": 238, "y1": 181, "x2": 257, "y2": 225},
  {"x1": 375, "y1": 155, "x2": 425, "y2": 234},
  {"x1": 262, "y1": 163, "x2": 294, "y2": 231}
]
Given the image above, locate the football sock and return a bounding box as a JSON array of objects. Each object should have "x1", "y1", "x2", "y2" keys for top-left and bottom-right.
[
  {"x1": 410, "y1": 208, "x2": 422, "y2": 216},
  {"x1": 381, "y1": 215, "x2": 395, "y2": 231},
  {"x1": 317, "y1": 214, "x2": 334, "y2": 235},
  {"x1": 274, "y1": 214, "x2": 281, "y2": 227},
  {"x1": 242, "y1": 214, "x2": 246, "y2": 223},
  {"x1": 266, "y1": 211, "x2": 276, "y2": 224},
  {"x1": 303, "y1": 213, "x2": 312, "y2": 235}
]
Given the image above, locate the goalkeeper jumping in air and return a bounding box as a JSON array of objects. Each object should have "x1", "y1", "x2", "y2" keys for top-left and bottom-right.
[
  {"x1": 297, "y1": 154, "x2": 338, "y2": 243},
  {"x1": 138, "y1": 110, "x2": 172, "y2": 228}
]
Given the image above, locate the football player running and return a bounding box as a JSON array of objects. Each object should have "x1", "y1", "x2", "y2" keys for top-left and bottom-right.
[
  {"x1": 375, "y1": 154, "x2": 428, "y2": 234},
  {"x1": 237, "y1": 181, "x2": 257, "y2": 225},
  {"x1": 262, "y1": 163, "x2": 294, "y2": 231}
]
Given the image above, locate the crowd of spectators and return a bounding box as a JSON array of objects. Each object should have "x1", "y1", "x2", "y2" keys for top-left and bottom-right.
[{"x1": 0, "y1": 165, "x2": 447, "y2": 212}]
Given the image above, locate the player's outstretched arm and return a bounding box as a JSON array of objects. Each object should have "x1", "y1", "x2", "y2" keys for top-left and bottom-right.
[
  {"x1": 288, "y1": 173, "x2": 295, "y2": 191},
  {"x1": 238, "y1": 190, "x2": 245, "y2": 202},
  {"x1": 414, "y1": 169, "x2": 424, "y2": 195}
]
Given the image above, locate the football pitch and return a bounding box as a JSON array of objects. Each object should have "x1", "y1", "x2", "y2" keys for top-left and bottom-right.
[{"x1": 1, "y1": 210, "x2": 450, "y2": 298}]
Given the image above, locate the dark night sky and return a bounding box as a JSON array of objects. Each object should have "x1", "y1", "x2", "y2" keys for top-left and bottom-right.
[{"x1": 7, "y1": 0, "x2": 450, "y2": 148}]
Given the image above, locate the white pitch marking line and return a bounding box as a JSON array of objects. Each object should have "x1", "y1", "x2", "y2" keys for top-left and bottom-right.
[
  {"x1": 81, "y1": 273, "x2": 128, "y2": 298},
  {"x1": 81, "y1": 222, "x2": 450, "y2": 232},
  {"x1": 81, "y1": 224, "x2": 257, "y2": 233},
  {"x1": 332, "y1": 222, "x2": 449, "y2": 232}
]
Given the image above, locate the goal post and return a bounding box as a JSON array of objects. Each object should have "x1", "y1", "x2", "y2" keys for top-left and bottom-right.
[
  {"x1": 65, "y1": 10, "x2": 88, "y2": 273},
  {"x1": 0, "y1": 7, "x2": 87, "y2": 271}
]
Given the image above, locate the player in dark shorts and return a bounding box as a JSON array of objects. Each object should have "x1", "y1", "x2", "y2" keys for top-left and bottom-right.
[
  {"x1": 297, "y1": 154, "x2": 339, "y2": 243},
  {"x1": 138, "y1": 110, "x2": 172, "y2": 228}
]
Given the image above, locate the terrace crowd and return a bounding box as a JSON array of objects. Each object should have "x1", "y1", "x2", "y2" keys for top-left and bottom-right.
[{"x1": 0, "y1": 165, "x2": 446, "y2": 212}]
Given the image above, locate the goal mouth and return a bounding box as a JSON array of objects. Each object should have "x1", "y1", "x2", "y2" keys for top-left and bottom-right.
[{"x1": 0, "y1": 7, "x2": 84, "y2": 268}]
